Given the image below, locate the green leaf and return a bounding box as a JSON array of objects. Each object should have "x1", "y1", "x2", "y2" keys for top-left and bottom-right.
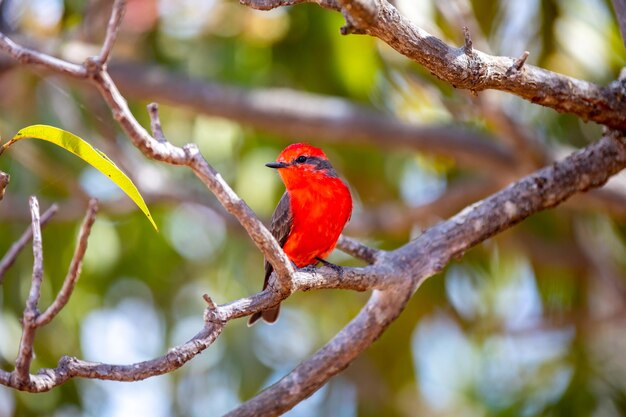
[{"x1": 0, "y1": 124, "x2": 158, "y2": 231}]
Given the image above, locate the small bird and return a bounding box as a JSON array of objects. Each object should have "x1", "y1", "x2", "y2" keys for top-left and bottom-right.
[{"x1": 248, "y1": 143, "x2": 353, "y2": 326}]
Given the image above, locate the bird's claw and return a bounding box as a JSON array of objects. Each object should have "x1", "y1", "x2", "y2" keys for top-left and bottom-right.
[
  {"x1": 315, "y1": 257, "x2": 344, "y2": 280},
  {"x1": 300, "y1": 264, "x2": 318, "y2": 274}
]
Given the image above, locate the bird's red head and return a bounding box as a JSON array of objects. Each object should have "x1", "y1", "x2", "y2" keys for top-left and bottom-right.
[{"x1": 266, "y1": 143, "x2": 338, "y2": 189}]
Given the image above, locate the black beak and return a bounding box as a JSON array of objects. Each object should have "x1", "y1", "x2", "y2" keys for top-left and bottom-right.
[{"x1": 266, "y1": 162, "x2": 289, "y2": 169}]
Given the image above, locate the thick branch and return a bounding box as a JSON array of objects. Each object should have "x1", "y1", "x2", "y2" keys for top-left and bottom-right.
[
  {"x1": 243, "y1": 0, "x2": 626, "y2": 130},
  {"x1": 227, "y1": 132, "x2": 626, "y2": 416},
  {"x1": 225, "y1": 287, "x2": 412, "y2": 417},
  {"x1": 396, "y1": 132, "x2": 626, "y2": 279}
]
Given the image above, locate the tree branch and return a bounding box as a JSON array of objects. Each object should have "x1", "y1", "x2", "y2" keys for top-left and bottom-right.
[
  {"x1": 11, "y1": 197, "x2": 44, "y2": 388},
  {"x1": 0, "y1": 203, "x2": 58, "y2": 284},
  {"x1": 224, "y1": 287, "x2": 411, "y2": 417},
  {"x1": 227, "y1": 130, "x2": 626, "y2": 417},
  {"x1": 0, "y1": 323, "x2": 224, "y2": 392},
  {"x1": 35, "y1": 199, "x2": 98, "y2": 327},
  {"x1": 95, "y1": 0, "x2": 125, "y2": 65},
  {"x1": 0, "y1": 32, "x2": 86, "y2": 78},
  {"x1": 243, "y1": 0, "x2": 626, "y2": 130},
  {"x1": 336, "y1": 235, "x2": 381, "y2": 264}
]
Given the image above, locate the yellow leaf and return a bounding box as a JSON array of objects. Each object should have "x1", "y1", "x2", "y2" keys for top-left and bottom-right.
[{"x1": 0, "y1": 125, "x2": 158, "y2": 231}]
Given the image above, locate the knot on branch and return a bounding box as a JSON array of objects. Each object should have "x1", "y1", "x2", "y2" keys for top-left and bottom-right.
[
  {"x1": 57, "y1": 355, "x2": 77, "y2": 371},
  {"x1": 462, "y1": 27, "x2": 473, "y2": 57},
  {"x1": 338, "y1": 0, "x2": 378, "y2": 35},
  {"x1": 506, "y1": 51, "x2": 530, "y2": 76},
  {"x1": 183, "y1": 143, "x2": 200, "y2": 161},
  {"x1": 83, "y1": 57, "x2": 106, "y2": 77},
  {"x1": 202, "y1": 294, "x2": 223, "y2": 323},
  {"x1": 459, "y1": 27, "x2": 481, "y2": 94}
]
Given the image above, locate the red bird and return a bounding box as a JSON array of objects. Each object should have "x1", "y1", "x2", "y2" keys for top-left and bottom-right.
[{"x1": 248, "y1": 143, "x2": 353, "y2": 326}]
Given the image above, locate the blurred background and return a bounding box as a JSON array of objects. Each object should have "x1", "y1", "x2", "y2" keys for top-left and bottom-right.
[{"x1": 1, "y1": 0, "x2": 626, "y2": 416}]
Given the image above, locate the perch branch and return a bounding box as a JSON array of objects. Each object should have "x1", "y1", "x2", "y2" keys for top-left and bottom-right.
[{"x1": 226, "y1": 131, "x2": 626, "y2": 417}]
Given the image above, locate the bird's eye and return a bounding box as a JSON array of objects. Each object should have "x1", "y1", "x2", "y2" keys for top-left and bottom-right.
[{"x1": 295, "y1": 155, "x2": 307, "y2": 164}]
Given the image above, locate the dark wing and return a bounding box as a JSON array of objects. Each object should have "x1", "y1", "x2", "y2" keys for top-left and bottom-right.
[
  {"x1": 263, "y1": 191, "x2": 293, "y2": 289},
  {"x1": 248, "y1": 192, "x2": 293, "y2": 326}
]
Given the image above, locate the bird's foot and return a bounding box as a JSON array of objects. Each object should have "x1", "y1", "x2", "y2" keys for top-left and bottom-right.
[
  {"x1": 315, "y1": 257, "x2": 344, "y2": 279},
  {"x1": 300, "y1": 264, "x2": 318, "y2": 274}
]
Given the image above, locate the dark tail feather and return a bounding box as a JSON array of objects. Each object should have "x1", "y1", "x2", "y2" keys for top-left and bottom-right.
[
  {"x1": 248, "y1": 262, "x2": 282, "y2": 326},
  {"x1": 247, "y1": 304, "x2": 281, "y2": 327}
]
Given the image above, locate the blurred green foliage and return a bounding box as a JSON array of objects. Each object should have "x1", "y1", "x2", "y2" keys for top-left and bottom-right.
[{"x1": 0, "y1": 0, "x2": 626, "y2": 416}]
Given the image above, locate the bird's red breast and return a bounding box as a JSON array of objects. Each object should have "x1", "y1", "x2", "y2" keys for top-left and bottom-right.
[{"x1": 281, "y1": 174, "x2": 352, "y2": 267}]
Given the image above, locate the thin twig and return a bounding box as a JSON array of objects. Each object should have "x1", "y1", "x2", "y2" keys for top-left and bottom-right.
[
  {"x1": 11, "y1": 197, "x2": 44, "y2": 387},
  {"x1": 36, "y1": 199, "x2": 99, "y2": 327},
  {"x1": 96, "y1": 0, "x2": 126, "y2": 65},
  {"x1": 0, "y1": 204, "x2": 59, "y2": 284},
  {"x1": 147, "y1": 103, "x2": 167, "y2": 143},
  {"x1": 463, "y1": 26, "x2": 473, "y2": 56},
  {"x1": 336, "y1": 235, "x2": 381, "y2": 264},
  {"x1": 507, "y1": 50, "x2": 530, "y2": 76},
  {"x1": 0, "y1": 32, "x2": 86, "y2": 78},
  {"x1": 611, "y1": 0, "x2": 626, "y2": 49}
]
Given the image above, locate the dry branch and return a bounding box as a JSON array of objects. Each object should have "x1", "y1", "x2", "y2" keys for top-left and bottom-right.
[
  {"x1": 11, "y1": 197, "x2": 44, "y2": 388},
  {"x1": 0, "y1": 324, "x2": 224, "y2": 392},
  {"x1": 227, "y1": 131, "x2": 626, "y2": 416},
  {"x1": 0, "y1": 203, "x2": 58, "y2": 284},
  {"x1": 36, "y1": 199, "x2": 99, "y2": 327},
  {"x1": 242, "y1": 0, "x2": 626, "y2": 130}
]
